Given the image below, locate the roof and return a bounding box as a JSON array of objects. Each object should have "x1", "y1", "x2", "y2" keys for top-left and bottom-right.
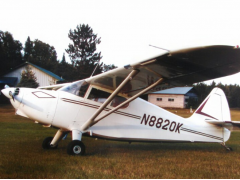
[
  {"x1": 151, "y1": 87, "x2": 193, "y2": 95},
  {"x1": 27, "y1": 62, "x2": 64, "y2": 81},
  {"x1": 0, "y1": 77, "x2": 18, "y2": 86},
  {"x1": 3, "y1": 62, "x2": 64, "y2": 81}
]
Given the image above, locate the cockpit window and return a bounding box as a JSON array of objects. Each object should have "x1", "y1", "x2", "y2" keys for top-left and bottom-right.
[
  {"x1": 88, "y1": 88, "x2": 110, "y2": 103},
  {"x1": 59, "y1": 80, "x2": 89, "y2": 97},
  {"x1": 88, "y1": 87, "x2": 129, "y2": 109},
  {"x1": 110, "y1": 96, "x2": 129, "y2": 108}
]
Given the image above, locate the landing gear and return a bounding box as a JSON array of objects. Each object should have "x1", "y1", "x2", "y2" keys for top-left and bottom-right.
[
  {"x1": 67, "y1": 140, "x2": 85, "y2": 155},
  {"x1": 42, "y1": 130, "x2": 69, "y2": 150},
  {"x1": 42, "y1": 137, "x2": 58, "y2": 149},
  {"x1": 221, "y1": 142, "x2": 233, "y2": 151}
]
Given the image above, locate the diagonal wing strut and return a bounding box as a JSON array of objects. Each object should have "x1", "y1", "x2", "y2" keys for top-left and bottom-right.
[
  {"x1": 91, "y1": 77, "x2": 163, "y2": 127},
  {"x1": 80, "y1": 70, "x2": 163, "y2": 131},
  {"x1": 80, "y1": 69, "x2": 139, "y2": 131}
]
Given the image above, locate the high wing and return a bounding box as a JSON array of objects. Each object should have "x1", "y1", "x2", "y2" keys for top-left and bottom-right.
[
  {"x1": 86, "y1": 45, "x2": 240, "y2": 97},
  {"x1": 37, "y1": 83, "x2": 71, "y2": 91}
]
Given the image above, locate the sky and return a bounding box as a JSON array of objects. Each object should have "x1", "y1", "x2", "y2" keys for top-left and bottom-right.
[{"x1": 1, "y1": 0, "x2": 240, "y2": 84}]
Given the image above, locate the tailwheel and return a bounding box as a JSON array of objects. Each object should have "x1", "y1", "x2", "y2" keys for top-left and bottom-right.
[
  {"x1": 42, "y1": 137, "x2": 58, "y2": 149},
  {"x1": 67, "y1": 140, "x2": 85, "y2": 155},
  {"x1": 220, "y1": 142, "x2": 233, "y2": 151}
]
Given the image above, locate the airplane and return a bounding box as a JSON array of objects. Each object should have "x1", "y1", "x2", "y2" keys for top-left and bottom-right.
[{"x1": 2, "y1": 45, "x2": 240, "y2": 155}]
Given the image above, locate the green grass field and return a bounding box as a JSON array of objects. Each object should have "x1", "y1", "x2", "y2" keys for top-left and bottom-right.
[{"x1": 1, "y1": 105, "x2": 240, "y2": 178}]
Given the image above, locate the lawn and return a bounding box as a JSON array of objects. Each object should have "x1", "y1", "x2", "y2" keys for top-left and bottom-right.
[{"x1": 0, "y1": 104, "x2": 240, "y2": 178}]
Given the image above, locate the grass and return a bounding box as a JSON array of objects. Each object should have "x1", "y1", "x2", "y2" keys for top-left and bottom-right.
[{"x1": 1, "y1": 104, "x2": 240, "y2": 178}]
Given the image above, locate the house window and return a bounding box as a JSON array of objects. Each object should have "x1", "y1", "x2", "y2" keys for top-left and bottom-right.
[
  {"x1": 157, "y1": 98, "x2": 162, "y2": 101},
  {"x1": 168, "y1": 98, "x2": 174, "y2": 102}
]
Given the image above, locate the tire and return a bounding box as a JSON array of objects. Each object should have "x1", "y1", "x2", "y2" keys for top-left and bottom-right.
[
  {"x1": 67, "y1": 140, "x2": 85, "y2": 155},
  {"x1": 42, "y1": 137, "x2": 58, "y2": 149}
]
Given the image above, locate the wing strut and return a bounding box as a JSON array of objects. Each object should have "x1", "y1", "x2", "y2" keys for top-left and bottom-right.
[
  {"x1": 92, "y1": 77, "x2": 164, "y2": 126},
  {"x1": 80, "y1": 69, "x2": 139, "y2": 131}
]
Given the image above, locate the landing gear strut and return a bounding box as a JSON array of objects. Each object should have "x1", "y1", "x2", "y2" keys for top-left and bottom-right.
[
  {"x1": 42, "y1": 130, "x2": 68, "y2": 150},
  {"x1": 67, "y1": 130, "x2": 85, "y2": 155},
  {"x1": 42, "y1": 137, "x2": 58, "y2": 149}
]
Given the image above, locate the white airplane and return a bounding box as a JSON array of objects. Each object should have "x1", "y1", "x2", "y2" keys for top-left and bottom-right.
[{"x1": 2, "y1": 45, "x2": 240, "y2": 155}]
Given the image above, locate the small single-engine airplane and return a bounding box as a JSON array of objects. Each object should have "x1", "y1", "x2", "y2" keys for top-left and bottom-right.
[{"x1": 2, "y1": 45, "x2": 240, "y2": 155}]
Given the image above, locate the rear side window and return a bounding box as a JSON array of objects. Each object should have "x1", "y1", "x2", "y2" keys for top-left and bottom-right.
[
  {"x1": 110, "y1": 96, "x2": 129, "y2": 109},
  {"x1": 88, "y1": 88, "x2": 110, "y2": 103},
  {"x1": 88, "y1": 88, "x2": 129, "y2": 109}
]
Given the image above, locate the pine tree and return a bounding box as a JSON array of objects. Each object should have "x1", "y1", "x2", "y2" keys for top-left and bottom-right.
[
  {"x1": 17, "y1": 66, "x2": 39, "y2": 88},
  {"x1": 65, "y1": 24, "x2": 102, "y2": 80},
  {"x1": 23, "y1": 36, "x2": 33, "y2": 61}
]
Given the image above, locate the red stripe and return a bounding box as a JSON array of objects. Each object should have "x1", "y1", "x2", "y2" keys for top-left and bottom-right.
[
  {"x1": 195, "y1": 98, "x2": 218, "y2": 120},
  {"x1": 61, "y1": 98, "x2": 141, "y2": 119}
]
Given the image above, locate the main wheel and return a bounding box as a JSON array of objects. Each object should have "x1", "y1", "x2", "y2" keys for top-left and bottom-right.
[
  {"x1": 42, "y1": 137, "x2": 58, "y2": 149},
  {"x1": 67, "y1": 140, "x2": 85, "y2": 155}
]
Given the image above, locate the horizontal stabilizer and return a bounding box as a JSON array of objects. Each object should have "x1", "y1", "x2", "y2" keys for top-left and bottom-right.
[{"x1": 205, "y1": 120, "x2": 240, "y2": 131}]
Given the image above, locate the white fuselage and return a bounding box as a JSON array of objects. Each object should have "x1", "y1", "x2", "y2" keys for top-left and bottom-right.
[{"x1": 8, "y1": 87, "x2": 230, "y2": 144}]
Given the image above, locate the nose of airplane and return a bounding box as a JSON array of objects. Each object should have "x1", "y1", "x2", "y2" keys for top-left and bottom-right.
[{"x1": 1, "y1": 88, "x2": 15, "y2": 99}]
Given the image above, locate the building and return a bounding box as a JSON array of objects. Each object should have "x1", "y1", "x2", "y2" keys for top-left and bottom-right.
[
  {"x1": 0, "y1": 62, "x2": 64, "y2": 87},
  {"x1": 148, "y1": 87, "x2": 198, "y2": 108}
]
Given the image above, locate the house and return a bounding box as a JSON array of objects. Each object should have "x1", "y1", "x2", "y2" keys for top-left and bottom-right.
[
  {"x1": 0, "y1": 62, "x2": 64, "y2": 87},
  {"x1": 148, "y1": 87, "x2": 198, "y2": 108}
]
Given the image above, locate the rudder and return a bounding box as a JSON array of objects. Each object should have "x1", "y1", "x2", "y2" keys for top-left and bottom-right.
[{"x1": 191, "y1": 87, "x2": 231, "y2": 121}]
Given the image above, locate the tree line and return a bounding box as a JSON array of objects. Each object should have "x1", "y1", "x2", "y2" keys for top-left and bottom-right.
[
  {"x1": 1, "y1": 24, "x2": 240, "y2": 108},
  {"x1": 193, "y1": 81, "x2": 240, "y2": 108},
  {"x1": 0, "y1": 24, "x2": 117, "y2": 82}
]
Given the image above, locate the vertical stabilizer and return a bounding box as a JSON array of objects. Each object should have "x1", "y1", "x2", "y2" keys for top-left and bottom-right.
[{"x1": 192, "y1": 88, "x2": 231, "y2": 121}]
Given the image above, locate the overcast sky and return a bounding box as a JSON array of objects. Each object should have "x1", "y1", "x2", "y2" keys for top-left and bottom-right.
[{"x1": 1, "y1": 0, "x2": 240, "y2": 84}]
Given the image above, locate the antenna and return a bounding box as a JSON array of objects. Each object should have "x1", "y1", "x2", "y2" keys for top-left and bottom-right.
[
  {"x1": 90, "y1": 60, "x2": 100, "y2": 77},
  {"x1": 149, "y1": 44, "x2": 170, "y2": 52}
]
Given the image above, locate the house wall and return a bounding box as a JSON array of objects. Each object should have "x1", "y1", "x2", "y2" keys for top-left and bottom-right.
[
  {"x1": 148, "y1": 94, "x2": 185, "y2": 108},
  {"x1": 3, "y1": 65, "x2": 58, "y2": 87}
]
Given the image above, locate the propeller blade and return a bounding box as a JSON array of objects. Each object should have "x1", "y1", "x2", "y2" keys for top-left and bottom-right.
[{"x1": 9, "y1": 91, "x2": 15, "y2": 102}]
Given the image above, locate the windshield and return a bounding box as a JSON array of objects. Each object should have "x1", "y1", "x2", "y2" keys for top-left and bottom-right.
[{"x1": 58, "y1": 80, "x2": 89, "y2": 97}]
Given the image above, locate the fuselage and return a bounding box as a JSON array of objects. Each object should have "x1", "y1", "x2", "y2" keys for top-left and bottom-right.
[{"x1": 2, "y1": 85, "x2": 231, "y2": 144}]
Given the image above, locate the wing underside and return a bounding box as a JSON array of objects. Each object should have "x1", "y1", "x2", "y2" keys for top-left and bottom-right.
[{"x1": 86, "y1": 45, "x2": 240, "y2": 96}]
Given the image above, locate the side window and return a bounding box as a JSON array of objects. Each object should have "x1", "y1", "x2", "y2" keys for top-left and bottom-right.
[
  {"x1": 78, "y1": 82, "x2": 89, "y2": 97},
  {"x1": 111, "y1": 96, "x2": 129, "y2": 109},
  {"x1": 88, "y1": 88, "x2": 110, "y2": 103},
  {"x1": 87, "y1": 88, "x2": 129, "y2": 109}
]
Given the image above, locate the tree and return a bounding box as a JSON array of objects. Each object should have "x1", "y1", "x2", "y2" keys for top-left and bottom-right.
[
  {"x1": 102, "y1": 64, "x2": 117, "y2": 72},
  {"x1": 23, "y1": 36, "x2": 33, "y2": 61},
  {"x1": 31, "y1": 39, "x2": 58, "y2": 70},
  {"x1": 17, "y1": 66, "x2": 39, "y2": 88},
  {"x1": 66, "y1": 24, "x2": 102, "y2": 80},
  {"x1": 194, "y1": 82, "x2": 240, "y2": 108},
  {"x1": 56, "y1": 53, "x2": 72, "y2": 81},
  {"x1": 0, "y1": 31, "x2": 23, "y2": 74}
]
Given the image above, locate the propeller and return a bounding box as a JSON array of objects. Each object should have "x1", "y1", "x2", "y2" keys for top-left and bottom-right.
[
  {"x1": 2, "y1": 85, "x2": 20, "y2": 102},
  {"x1": 9, "y1": 91, "x2": 15, "y2": 101}
]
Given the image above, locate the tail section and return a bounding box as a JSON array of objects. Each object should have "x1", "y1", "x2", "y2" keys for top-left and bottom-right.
[{"x1": 191, "y1": 87, "x2": 231, "y2": 121}]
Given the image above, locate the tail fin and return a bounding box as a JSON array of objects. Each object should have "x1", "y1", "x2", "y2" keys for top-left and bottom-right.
[{"x1": 191, "y1": 87, "x2": 231, "y2": 121}]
